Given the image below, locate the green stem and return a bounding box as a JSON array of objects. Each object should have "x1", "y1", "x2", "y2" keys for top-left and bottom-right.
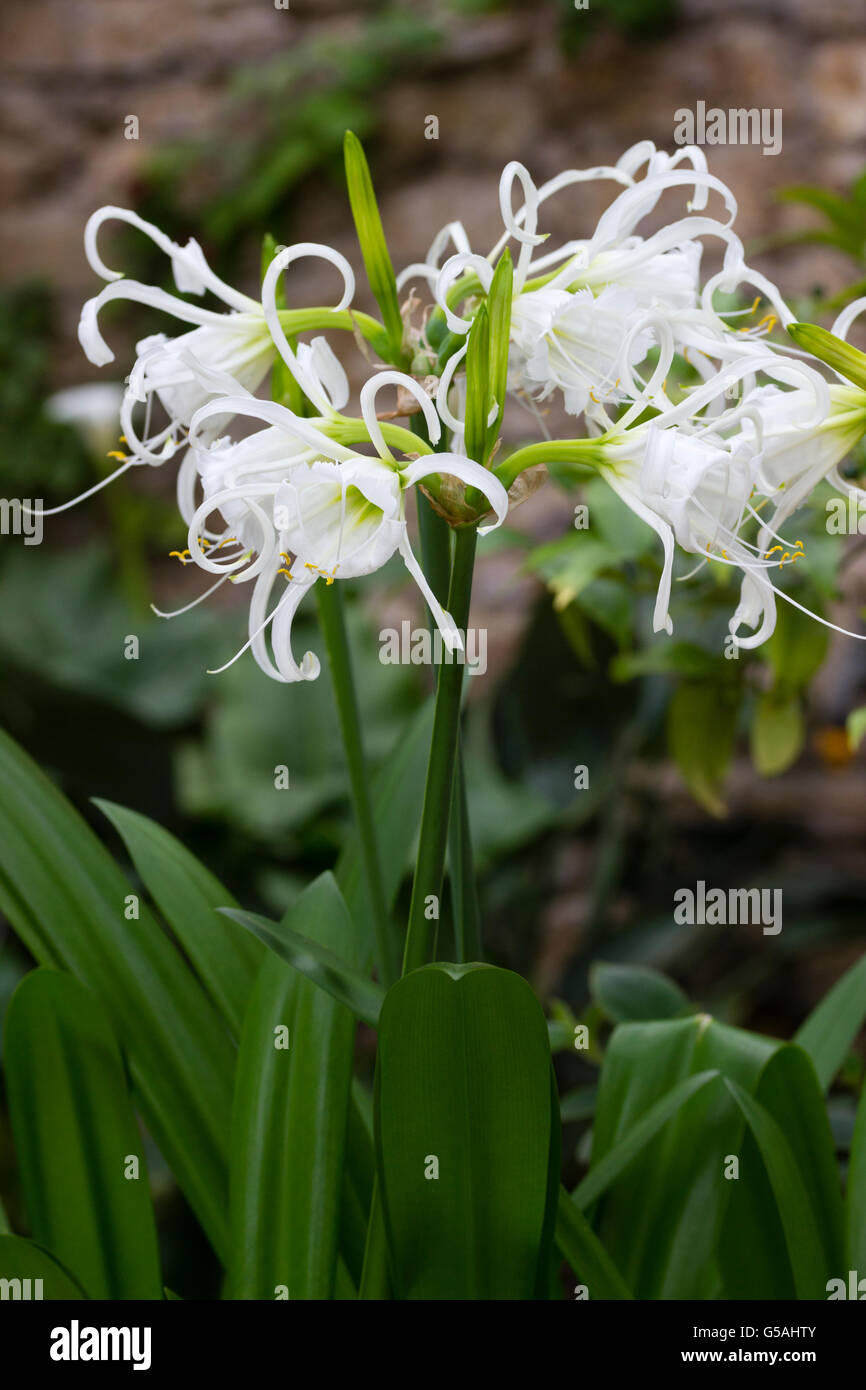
[
  {"x1": 316, "y1": 582, "x2": 396, "y2": 986},
  {"x1": 402, "y1": 525, "x2": 478, "y2": 974},
  {"x1": 417, "y1": 494, "x2": 481, "y2": 964}
]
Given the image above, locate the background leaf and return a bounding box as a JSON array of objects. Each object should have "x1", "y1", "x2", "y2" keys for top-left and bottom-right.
[{"x1": 3, "y1": 968, "x2": 163, "y2": 1299}]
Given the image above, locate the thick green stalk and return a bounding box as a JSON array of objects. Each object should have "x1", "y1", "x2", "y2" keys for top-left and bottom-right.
[
  {"x1": 402, "y1": 525, "x2": 478, "y2": 974},
  {"x1": 417, "y1": 494, "x2": 481, "y2": 964},
  {"x1": 315, "y1": 582, "x2": 396, "y2": 986}
]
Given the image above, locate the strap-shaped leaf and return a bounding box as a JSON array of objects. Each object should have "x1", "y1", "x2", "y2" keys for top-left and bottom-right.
[
  {"x1": 0, "y1": 1235, "x2": 86, "y2": 1300},
  {"x1": 795, "y1": 951, "x2": 866, "y2": 1090},
  {"x1": 229, "y1": 875, "x2": 357, "y2": 1299},
  {"x1": 0, "y1": 727, "x2": 233, "y2": 1258},
  {"x1": 344, "y1": 131, "x2": 404, "y2": 362},
  {"x1": 554, "y1": 1190, "x2": 632, "y2": 1301},
  {"x1": 96, "y1": 799, "x2": 263, "y2": 1040},
  {"x1": 4, "y1": 969, "x2": 163, "y2": 1299}
]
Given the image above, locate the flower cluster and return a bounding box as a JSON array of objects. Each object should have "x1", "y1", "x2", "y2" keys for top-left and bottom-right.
[{"x1": 68, "y1": 139, "x2": 866, "y2": 680}]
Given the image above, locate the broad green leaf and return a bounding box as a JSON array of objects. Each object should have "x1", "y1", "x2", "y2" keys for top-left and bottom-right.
[
  {"x1": 788, "y1": 322, "x2": 866, "y2": 392},
  {"x1": 4, "y1": 969, "x2": 162, "y2": 1299},
  {"x1": 723, "y1": 1078, "x2": 828, "y2": 1299},
  {"x1": 795, "y1": 951, "x2": 866, "y2": 1089},
  {"x1": 0, "y1": 1235, "x2": 86, "y2": 1300},
  {"x1": 344, "y1": 131, "x2": 404, "y2": 360},
  {"x1": 590, "y1": 962, "x2": 692, "y2": 1023},
  {"x1": 336, "y1": 695, "x2": 435, "y2": 964},
  {"x1": 750, "y1": 692, "x2": 804, "y2": 777},
  {"x1": 589, "y1": 1015, "x2": 779, "y2": 1299},
  {"x1": 555, "y1": 1189, "x2": 633, "y2": 1300},
  {"x1": 0, "y1": 726, "x2": 234, "y2": 1258},
  {"x1": 668, "y1": 679, "x2": 740, "y2": 816},
  {"x1": 847, "y1": 1079, "x2": 866, "y2": 1273},
  {"x1": 229, "y1": 875, "x2": 357, "y2": 1299},
  {"x1": 96, "y1": 800, "x2": 263, "y2": 1040},
  {"x1": 376, "y1": 963, "x2": 558, "y2": 1299},
  {"x1": 223, "y1": 894, "x2": 385, "y2": 1027},
  {"x1": 718, "y1": 1045, "x2": 843, "y2": 1298}
]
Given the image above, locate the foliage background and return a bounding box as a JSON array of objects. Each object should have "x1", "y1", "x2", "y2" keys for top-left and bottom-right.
[{"x1": 1, "y1": 0, "x2": 865, "y2": 1294}]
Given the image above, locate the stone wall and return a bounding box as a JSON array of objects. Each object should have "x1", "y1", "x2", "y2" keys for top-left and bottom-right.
[{"x1": 2, "y1": 0, "x2": 865, "y2": 381}]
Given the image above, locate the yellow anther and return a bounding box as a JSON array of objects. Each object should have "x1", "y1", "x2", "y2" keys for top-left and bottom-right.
[
  {"x1": 278, "y1": 567, "x2": 293, "y2": 579},
  {"x1": 766, "y1": 545, "x2": 783, "y2": 556},
  {"x1": 749, "y1": 295, "x2": 761, "y2": 314},
  {"x1": 780, "y1": 551, "x2": 792, "y2": 564},
  {"x1": 304, "y1": 562, "x2": 318, "y2": 572},
  {"x1": 589, "y1": 390, "x2": 600, "y2": 404},
  {"x1": 721, "y1": 548, "x2": 729, "y2": 559},
  {"x1": 790, "y1": 551, "x2": 803, "y2": 564},
  {"x1": 119, "y1": 435, "x2": 128, "y2": 444},
  {"x1": 106, "y1": 450, "x2": 127, "y2": 460},
  {"x1": 756, "y1": 314, "x2": 777, "y2": 334},
  {"x1": 214, "y1": 536, "x2": 237, "y2": 551},
  {"x1": 169, "y1": 549, "x2": 191, "y2": 562}
]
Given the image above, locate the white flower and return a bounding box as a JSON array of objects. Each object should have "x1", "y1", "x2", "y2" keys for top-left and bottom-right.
[
  {"x1": 171, "y1": 372, "x2": 509, "y2": 683},
  {"x1": 410, "y1": 144, "x2": 792, "y2": 433},
  {"x1": 78, "y1": 208, "x2": 355, "y2": 464},
  {"x1": 572, "y1": 352, "x2": 862, "y2": 650}
]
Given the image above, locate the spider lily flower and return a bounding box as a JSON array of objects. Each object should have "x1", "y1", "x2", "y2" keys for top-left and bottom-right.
[
  {"x1": 558, "y1": 351, "x2": 857, "y2": 650},
  {"x1": 173, "y1": 372, "x2": 509, "y2": 683},
  {"x1": 420, "y1": 148, "x2": 773, "y2": 432},
  {"x1": 78, "y1": 207, "x2": 355, "y2": 465}
]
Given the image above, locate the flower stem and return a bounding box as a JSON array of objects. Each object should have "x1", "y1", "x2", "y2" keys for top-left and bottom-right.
[
  {"x1": 315, "y1": 581, "x2": 396, "y2": 986},
  {"x1": 402, "y1": 524, "x2": 478, "y2": 974},
  {"x1": 417, "y1": 494, "x2": 481, "y2": 964}
]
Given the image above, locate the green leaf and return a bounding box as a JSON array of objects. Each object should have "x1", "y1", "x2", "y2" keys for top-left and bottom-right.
[
  {"x1": 0, "y1": 1235, "x2": 86, "y2": 1300},
  {"x1": 847, "y1": 1078, "x2": 866, "y2": 1273},
  {"x1": 464, "y1": 301, "x2": 491, "y2": 466},
  {"x1": 795, "y1": 951, "x2": 866, "y2": 1090},
  {"x1": 788, "y1": 322, "x2": 866, "y2": 392},
  {"x1": 95, "y1": 800, "x2": 263, "y2": 1041},
  {"x1": 610, "y1": 641, "x2": 721, "y2": 683},
  {"x1": 344, "y1": 131, "x2": 404, "y2": 361},
  {"x1": 668, "y1": 679, "x2": 740, "y2": 815},
  {"x1": 3, "y1": 969, "x2": 163, "y2": 1299},
  {"x1": 485, "y1": 249, "x2": 514, "y2": 459},
  {"x1": 765, "y1": 599, "x2": 829, "y2": 693},
  {"x1": 750, "y1": 692, "x2": 805, "y2": 777},
  {"x1": 229, "y1": 875, "x2": 357, "y2": 1299},
  {"x1": 590, "y1": 962, "x2": 692, "y2": 1023},
  {"x1": 589, "y1": 1015, "x2": 779, "y2": 1299},
  {"x1": 718, "y1": 1045, "x2": 843, "y2": 1299},
  {"x1": 847, "y1": 704, "x2": 866, "y2": 752},
  {"x1": 722, "y1": 1077, "x2": 829, "y2": 1299},
  {"x1": 375, "y1": 963, "x2": 558, "y2": 1299},
  {"x1": 554, "y1": 1189, "x2": 633, "y2": 1300},
  {"x1": 223, "y1": 887, "x2": 385, "y2": 1028},
  {"x1": 575, "y1": 1071, "x2": 722, "y2": 1210},
  {"x1": 0, "y1": 726, "x2": 234, "y2": 1259}
]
